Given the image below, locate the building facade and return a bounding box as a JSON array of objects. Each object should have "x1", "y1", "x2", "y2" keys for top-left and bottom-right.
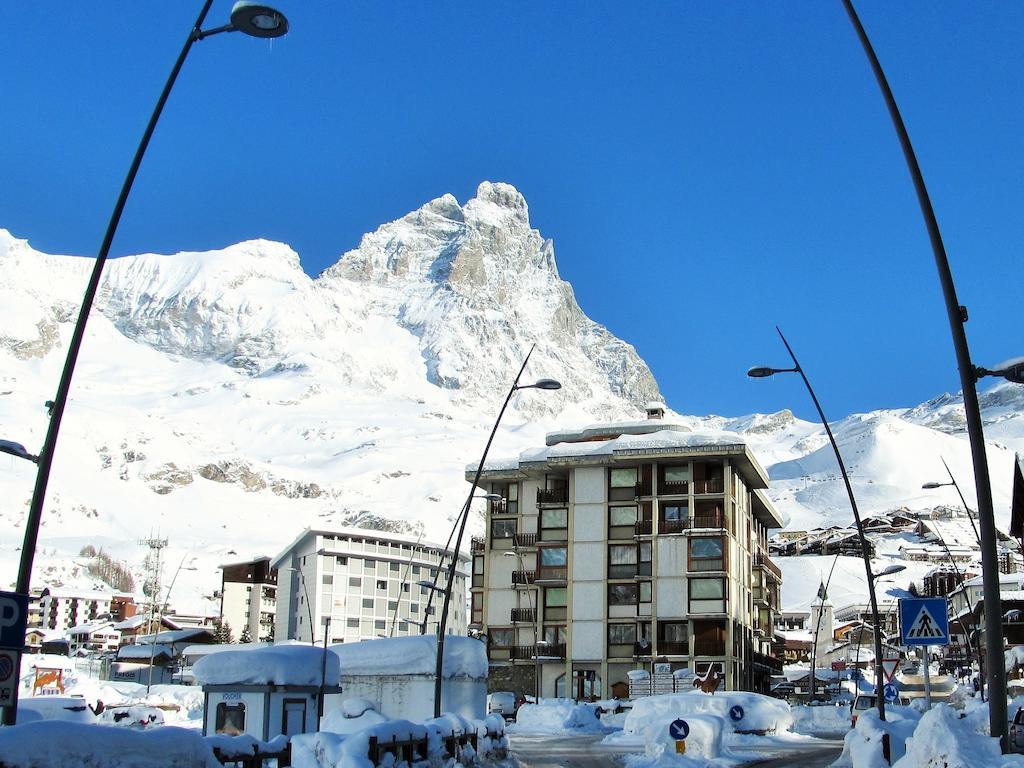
[
  {"x1": 219, "y1": 556, "x2": 278, "y2": 642},
  {"x1": 469, "y1": 409, "x2": 785, "y2": 700},
  {"x1": 36, "y1": 589, "x2": 136, "y2": 633},
  {"x1": 272, "y1": 527, "x2": 470, "y2": 644}
]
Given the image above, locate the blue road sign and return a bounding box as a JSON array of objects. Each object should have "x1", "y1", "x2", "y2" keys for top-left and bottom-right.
[
  {"x1": 883, "y1": 683, "x2": 899, "y2": 703},
  {"x1": 669, "y1": 719, "x2": 690, "y2": 739},
  {"x1": 0, "y1": 592, "x2": 29, "y2": 650},
  {"x1": 729, "y1": 705, "x2": 744, "y2": 722},
  {"x1": 899, "y1": 597, "x2": 950, "y2": 646}
]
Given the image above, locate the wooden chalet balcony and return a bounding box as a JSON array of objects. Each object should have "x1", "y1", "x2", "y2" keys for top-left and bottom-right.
[
  {"x1": 510, "y1": 643, "x2": 566, "y2": 661},
  {"x1": 692, "y1": 478, "x2": 724, "y2": 495},
  {"x1": 511, "y1": 570, "x2": 536, "y2": 587},
  {"x1": 536, "y1": 487, "x2": 569, "y2": 505},
  {"x1": 755, "y1": 552, "x2": 782, "y2": 580},
  {"x1": 470, "y1": 537, "x2": 485, "y2": 554},
  {"x1": 510, "y1": 607, "x2": 536, "y2": 623},
  {"x1": 513, "y1": 532, "x2": 538, "y2": 549}
]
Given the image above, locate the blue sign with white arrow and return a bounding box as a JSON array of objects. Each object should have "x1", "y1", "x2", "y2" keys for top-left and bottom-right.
[
  {"x1": 898, "y1": 597, "x2": 950, "y2": 646},
  {"x1": 669, "y1": 719, "x2": 690, "y2": 739},
  {"x1": 729, "y1": 705, "x2": 744, "y2": 722},
  {"x1": 883, "y1": 683, "x2": 899, "y2": 703}
]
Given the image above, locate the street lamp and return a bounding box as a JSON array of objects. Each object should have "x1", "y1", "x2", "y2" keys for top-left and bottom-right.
[
  {"x1": 504, "y1": 549, "x2": 540, "y2": 701},
  {"x1": 748, "y1": 327, "x2": 891, "y2": 725},
  {"x1": 841, "y1": 0, "x2": 1017, "y2": 747},
  {"x1": 433, "y1": 346, "x2": 561, "y2": 718},
  {"x1": 922, "y1": 458, "x2": 982, "y2": 547},
  {"x1": 0, "y1": 440, "x2": 39, "y2": 464},
  {"x1": 1, "y1": 1, "x2": 289, "y2": 728}
]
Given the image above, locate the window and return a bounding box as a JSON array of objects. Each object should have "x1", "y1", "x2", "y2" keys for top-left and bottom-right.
[
  {"x1": 660, "y1": 503, "x2": 689, "y2": 533},
  {"x1": 609, "y1": 467, "x2": 638, "y2": 501},
  {"x1": 639, "y1": 541, "x2": 652, "y2": 576},
  {"x1": 610, "y1": 506, "x2": 637, "y2": 526},
  {"x1": 659, "y1": 621, "x2": 689, "y2": 654},
  {"x1": 492, "y1": 482, "x2": 519, "y2": 514},
  {"x1": 387, "y1": 600, "x2": 398, "y2": 612},
  {"x1": 336, "y1": 556, "x2": 348, "y2": 566},
  {"x1": 402, "y1": 583, "x2": 410, "y2": 593},
  {"x1": 349, "y1": 577, "x2": 362, "y2": 588},
  {"x1": 689, "y1": 578, "x2": 726, "y2": 613},
  {"x1": 538, "y1": 547, "x2": 568, "y2": 580},
  {"x1": 346, "y1": 618, "x2": 359, "y2": 628},
  {"x1": 471, "y1": 593, "x2": 483, "y2": 625},
  {"x1": 362, "y1": 598, "x2": 373, "y2": 609},
  {"x1": 608, "y1": 623, "x2": 637, "y2": 645},
  {"x1": 544, "y1": 625, "x2": 567, "y2": 645},
  {"x1": 390, "y1": 562, "x2": 400, "y2": 572},
  {"x1": 662, "y1": 465, "x2": 690, "y2": 485},
  {"x1": 689, "y1": 537, "x2": 725, "y2": 572},
  {"x1": 491, "y1": 518, "x2": 517, "y2": 539},
  {"x1": 608, "y1": 544, "x2": 638, "y2": 578},
  {"x1": 608, "y1": 583, "x2": 639, "y2": 605},
  {"x1": 544, "y1": 588, "x2": 567, "y2": 620},
  {"x1": 376, "y1": 580, "x2": 387, "y2": 590},
  {"x1": 489, "y1": 628, "x2": 514, "y2": 647},
  {"x1": 639, "y1": 581, "x2": 652, "y2": 603},
  {"x1": 215, "y1": 703, "x2": 246, "y2": 736},
  {"x1": 540, "y1": 508, "x2": 568, "y2": 541},
  {"x1": 374, "y1": 620, "x2": 386, "y2": 631}
]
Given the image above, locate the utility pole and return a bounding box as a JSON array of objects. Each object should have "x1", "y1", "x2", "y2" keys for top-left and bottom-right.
[{"x1": 139, "y1": 536, "x2": 168, "y2": 692}]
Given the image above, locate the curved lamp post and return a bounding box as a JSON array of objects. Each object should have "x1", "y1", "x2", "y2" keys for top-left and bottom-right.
[
  {"x1": 433, "y1": 347, "x2": 560, "y2": 718},
  {"x1": 841, "y1": 0, "x2": 1021, "y2": 747},
  {"x1": 748, "y1": 327, "x2": 891, "y2": 726},
  {"x1": 922, "y1": 457, "x2": 981, "y2": 546},
  {"x1": 2, "y1": 1, "x2": 288, "y2": 727}
]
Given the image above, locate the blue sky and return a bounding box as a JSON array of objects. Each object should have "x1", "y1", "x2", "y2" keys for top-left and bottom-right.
[{"x1": 2, "y1": 2, "x2": 1021, "y2": 421}]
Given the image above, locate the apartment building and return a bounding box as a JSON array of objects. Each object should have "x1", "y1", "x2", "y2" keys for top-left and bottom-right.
[
  {"x1": 219, "y1": 556, "x2": 278, "y2": 642},
  {"x1": 272, "y1": 527, "x2": 470, "y2": 644},
  {"x1": 37, "y1": 589, "x2": 137, "y2": 633},
  {"x1": 468, "y1": 406, "x2": 785, "y2": 699}
]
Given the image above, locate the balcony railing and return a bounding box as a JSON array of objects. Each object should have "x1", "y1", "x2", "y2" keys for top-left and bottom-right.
[
  {"x1": 691, "y1": 511, "x2": 725, "y2": 530},
  {"x1": 513, "y1": 532, "x2": 538, "y2": 549},
  {"x1": 511, "y1": 570, "x2": 536, "y2": 586},
  {"x1": 536, "y1": 566, "x2": 568, "y2": 583},
  {"x1": 536, "y1": 488, "x2": 569, "y2": 505},
  {"x1": 659, "y1": 480, "x2": 688, "y2": 496},
  {"x1": 489, "y1": 498, "x2": 509, "y2": 515},
  {"x1": 634, "y1": 519, "x2": 653, "y2": 536},
  {"x1": 633, "y1": 641, "x2": 654, "y2": 657},
  {"x1": 659, "y1": 519, "x2": 687, "y2": 535},
  {"x1": 692, "y1": 638, "x2": 726, "y2": 656},
  {"x1": 692, "y1": 478, "x2": 724, "y2": 495},
  {"x1": 510, "y1": 607, "x2": 536, "y2": 623},
  {"x1": 510, "y1": 643, "x2": 566, "y2": 661},
  {"x1": 634, "y1": 482, "x2": 653, "y2": 497},
  {"x1": 470, "y1": 537, "x2": 485, "y2": 554},
  {"x1": 658, "y1": 641, "x2": 689, "y2": 656},
  {"x1": 755, "y1": 552, "x2": 782, "y2": 580},
  {"x1": 751, "y1": 651, "x2": 784, "y2": 674}
]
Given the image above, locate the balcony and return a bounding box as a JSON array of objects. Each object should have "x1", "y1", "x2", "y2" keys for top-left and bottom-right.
[
  {"x1": 692, "y1": 638, "x2": 726, "y2": 657},
  {"x1": 536, "y1": 488, "x2": 569, "y2": 505},
  {"x1": 659, "y1": 519, "x2": 687, "y2": 535},
  {"x1": 634, "y1": 520, "x2": 653, "y2": 537},
  {"x1": 658, "y1": 641, "x2": 689, "y2": 656},
  {"x1": 513, "y1": 532, "x2": 538, "y2": 549},
  {"x1": 510, "y1": 607, "x2": 536, "y2": 623},
  {"x1": 692, "y1": 478, "x2": 724, "y2": 495},
  {"x1": 470, "y1": 537, "x2": 485, "y2": 554},
  {"x1": 535, "y1": 566, "x2": 568, "y2": 585},
  {"x1": 659, "y1": 480, "x2": 688, "y2": 496},
  {"x1": 510, "y1": 643, "x2": 566, "y2": 661},
  {"x1": 691, "y1": 511, "x2": 725, "y2": 530},
  {"x1": 751, "y1": 651, "x2": 784, "y2": 674},
  {"x1": 633, "y1": 641, "x2": 654, "y2": 657},
  {"x1": 755, "y1": 552, "x2": 782, "y2": 580},
  {"x1": 634, "y1": 482, "x2": 653, "y2": 498},
  {"x1": 489, "y1": 499, "x2": 509, "y2": 515},
  {"x1": 511, "y1": 570, "x2": 536, "y2": 587}
]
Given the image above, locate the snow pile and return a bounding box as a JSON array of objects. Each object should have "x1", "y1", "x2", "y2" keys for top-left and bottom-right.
[
  {"x1": 789, "y1": 703, "x2": 852, "y2": 736},
  {"x1": 320, "y1": 699, "x2": 389, "y2": 734},
  {"x1": 1007, "y1": 645, "x2": 1024, "y2": 672},
  {"x1": 205, "y1": 733, "x2": 288, "y2": 758},
  {"x1": 895, "y1": 705, "x2": 1024, "y2": 768},
  {"x1": 643, "y1": 713, "x2": 726, "y2": 762},
  {"x1": 621, "y1": 691, "x2": 793, "y2": 737},
  {"x1": 16, "y1": 696, "x2": 98, "y2": 725},
  {"x1": 512, "y1": 699, "x2": 604, "y2": 733},
  {"x1": 329, "y1": 635, "x2": 488, "y2": 679},
  {"x1": 836, "y1": 705, "x2": 920, "y2": 767},
  {"x1": 192, "y1": 644, "x2": 340, "y2": 686},
  {"x1": 0, "y1": 722, "x2": 221, "y2": 768}
]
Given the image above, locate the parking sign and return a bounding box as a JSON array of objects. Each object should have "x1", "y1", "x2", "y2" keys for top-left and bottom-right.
[{"x1": 0, "y1": 592, "x2": 29, "y2": 650}]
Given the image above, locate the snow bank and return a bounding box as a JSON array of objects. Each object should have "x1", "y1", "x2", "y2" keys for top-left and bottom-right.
[
  {"x1": 894, "y1": 704, "x2": 1024, "y2": 768},
  {"x1": 320, "y1": 700, "x2": 389, "y2": 734},
  {"x1": 328, "y1": 635, "x2": 488, "y2": 679},
  {"x1": 789, "y1": 703, "x2": 852, "y2": 736},
  {"x1": 205, "y1": 733, "x2": 288, "y2": 758},
  {"x1": 645, "y1": 713, "x2": 726, "y2": 761},
  {"x1": 622, "y1": 691, "x2": 793, "y2": 737},
  {"x1": 837, "y1": 705, "x2": 920, "y2": 767},
  {"x1": 512, "y1": 699, "x2": 604, "y2": 733},
  {"x1": 0, "y1": 722, "x2": 221, "y2": 768},
  {"x1": 192, "y1": 643, "x2": 339, "y2": 686}
]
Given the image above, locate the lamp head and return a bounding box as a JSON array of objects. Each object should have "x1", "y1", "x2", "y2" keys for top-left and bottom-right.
[
  {"x1": 532, "y1": 378, "x2": 562, "y2": 391},
  {"x1": 747, "y1": 366, "x2": 779, "y2": 379},
  {"x1": 874, "y1": 564, "x2": 906, "y2": 578},
  {"x1": 921, "y1": 482, "x2": 947, "y2": 490},
  {"x1": 230, "y1": 2, "x2": 289, "y2": 38},
  {"x1": 995, "y1": 361, "x2": 1024, "y2": 385}
]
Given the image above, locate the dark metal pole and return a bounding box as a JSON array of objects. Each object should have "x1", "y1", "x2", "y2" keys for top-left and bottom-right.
[
  {"x1": 3, "y1": 2, "x2": 216, "y2": 729},
  {"x1": 941, "y1": 457, "x2": 982, "y2": 548},
  {"x1": 775, "y1": 328, "x2": 889, "y2": 722},
  {"x1": 319, "y1": 617, "x2": 330, "y2": 720},
  {"x1": 433, "y1": 347, "x2": 535, "y2": 718},
  {"x1": 841, "y1": 0, "x2": 1007, "y2": 747}
]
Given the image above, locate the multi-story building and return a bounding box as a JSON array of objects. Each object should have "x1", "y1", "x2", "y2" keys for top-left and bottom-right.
[
  {"x1": 272, "y1": 527, "x2": 470, "y2": 644},
  {"x1": 469, "y1": 406, "x2": 785, "y2": 700},
  {"x1": 219, "y1": 556, "x2": 278, "y2": 642},
  {"x1": 37, "y1": 589, "x2": 136, "y2": 633}
]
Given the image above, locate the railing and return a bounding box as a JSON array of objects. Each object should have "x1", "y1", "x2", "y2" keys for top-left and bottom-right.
[
  {"x1": 536, "y1": 566, "x2": 567, "y2": 583},
  {"x1": 513, "y1": 532, "x2": 537, "y2": 548},
  {"x1": 754, "y1": 552, "x2": 782, "y2": 580},
  {"x1": 658, "y1": 641, "x2": 689, "y2": 656},
  {"x1": 510, "y1": 643, "x2": 566, "y2": 661},
  {"x1": 659, "y1": 480, "x2": 688, "y2": 495},
  {"x1": 510, "y1": 607, "x2": 536, "y2": 623},
  {"x1": 633, "y1": 482, "x2": 653, "y2": 497},
  {"x1": 634, "y1": 519, "x2": 653, "y2": 536},
  {"x1": 633, "y1": 641, "x2": 654, "y2": 657},
  {"x1": 511, "y1": 570, "x2": 536, "y2": 586},
  {"x1": 692, "y1": 478, "x2": 724, "y2": 494},
  {"x1": 691, "y1": 511, "x2": 725, "y2": 530},
  {"x1": 692, "y1": 638, "x2": 726, "y2": 656},
  {"x1": 212, "y1": 743, "x2": 291, "y2": 767},
  {"x1": 470, "y1": 537, "x2": 485, "y2": 554},
  {"x1": 367, "y1": 730, "x2": 480, "y2": 766},
  {"x1": 751, "y1": 651, "x2": 784, "y2": 674},
  {"x1": 489, "y1": 499, "x2": 508, "y2": 515},
  {"x1": 536, "y1": 488, "x2": 569, "y2": 505},
  {"x1": 659, "y1": 519, "x2": 687, "y2": 535}
]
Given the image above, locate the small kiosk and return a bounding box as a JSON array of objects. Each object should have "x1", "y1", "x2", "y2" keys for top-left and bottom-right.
[{"x1": 195, "y1": 645, "x2": 341, "y2": 740}]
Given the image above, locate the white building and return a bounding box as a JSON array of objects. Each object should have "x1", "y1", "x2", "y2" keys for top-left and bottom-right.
[
  {"x1": 272, "y1": 527, "x2": 470, "y2": 644},
  {"x1": 37, "y1": 588, "x2": 137, "y2": 633},
  {"x1": 219, "y1": 556, "x2": 277, "y2": 642},
  {"x1": 67, "y1": 621, "x2": 121, "y2": 655}
]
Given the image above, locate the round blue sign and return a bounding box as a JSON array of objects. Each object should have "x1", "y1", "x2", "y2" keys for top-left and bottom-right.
[
  {"x1": 668, "y1": 718, "x2": 690, "y2": 739},
  {"x1": 729, "y1": 705, "x2": 744, "y2": 722},
  {"x1": 883, "y1": 683, "x2": 899, "y2": 703}
]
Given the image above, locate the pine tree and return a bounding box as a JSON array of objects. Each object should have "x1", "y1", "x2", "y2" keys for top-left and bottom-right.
[
  {"x1": 213, "y1": 620, "x2": 235, "y2": 644},
  {"x1": 239, "y1": 626, "x2": 252, "y2": 644}
]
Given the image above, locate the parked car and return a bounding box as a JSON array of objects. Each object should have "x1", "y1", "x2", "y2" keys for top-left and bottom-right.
[
  {"x1": 1009, "y1": 707, "x2": 1024, "y2": 753},
  {"x1": 487, "y1": 691, "x2": 526, "y2": 720},
  {"x1": 16, "y1": 696, "x2": 98, "y2": 725},
  {"x1": 850, "y1": 694, "x2": 911, "y2": 727}
]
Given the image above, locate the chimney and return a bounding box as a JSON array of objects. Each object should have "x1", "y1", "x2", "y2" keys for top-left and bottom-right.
[{"x1": 645, "y1": 402, "x2": 666, "y2": 420}]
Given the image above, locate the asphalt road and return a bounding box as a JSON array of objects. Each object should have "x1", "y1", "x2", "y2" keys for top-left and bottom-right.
[{"x1": 508, "y1": 732, "x2": 846, "y2": 768}]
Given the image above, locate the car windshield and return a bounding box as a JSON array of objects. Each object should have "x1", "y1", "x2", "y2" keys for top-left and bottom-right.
[{"x1": 854, "y1": 697, "x2": 876, "y2": 710}]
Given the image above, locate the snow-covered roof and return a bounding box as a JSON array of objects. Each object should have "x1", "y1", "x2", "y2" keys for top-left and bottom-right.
[
  {"x1": 118, "y1": 644, "x2": 173, "y2": 660},
  {"x1": 113, "y1": 615, "x2": 150, "y2": 631},
  {"x1": 329, "y1": 635, "x2": 488, "y2": 679},
  {"x1": 193, "y1": 643, "x2": 340, "y2": 687},
  {"x1": 271, "y1": 525, "x2": 468, "y2": 571}
]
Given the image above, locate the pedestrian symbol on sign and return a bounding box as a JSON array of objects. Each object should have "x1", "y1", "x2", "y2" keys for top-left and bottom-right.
[{"x1": 906, "y1": 605, "x2": 945, "y2": 640}]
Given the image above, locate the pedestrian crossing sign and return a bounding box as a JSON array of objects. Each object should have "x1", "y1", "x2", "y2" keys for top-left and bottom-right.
[{"x1": 898, "y1": 597, "x2": 950, "y2": 646}]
